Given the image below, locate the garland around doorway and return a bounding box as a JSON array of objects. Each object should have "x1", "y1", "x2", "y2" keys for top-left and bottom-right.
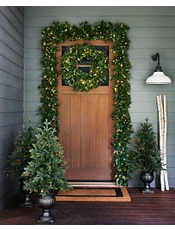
[{"x1": 39, "y1": 21, "x2": 133, "y2": 186}]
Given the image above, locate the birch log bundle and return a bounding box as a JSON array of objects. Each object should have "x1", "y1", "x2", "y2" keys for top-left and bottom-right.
[{"x1": 156, "y1": 95, "x2": 169, "y2": 191}]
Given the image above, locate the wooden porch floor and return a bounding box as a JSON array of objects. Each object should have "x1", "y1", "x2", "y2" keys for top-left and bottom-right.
[{"x1": 0, "y1": 188, "x2": 175, "y2": 225}]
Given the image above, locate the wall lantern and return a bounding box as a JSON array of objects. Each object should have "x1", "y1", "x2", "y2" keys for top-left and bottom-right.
[{"x1": 146, "y1": 53, "x2": 172, "y2": 84}]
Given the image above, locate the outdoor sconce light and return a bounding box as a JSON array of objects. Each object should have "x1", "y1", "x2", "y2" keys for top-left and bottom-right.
[{"x1": 146, "y1": 53, "x2": 172, "y2": 84}]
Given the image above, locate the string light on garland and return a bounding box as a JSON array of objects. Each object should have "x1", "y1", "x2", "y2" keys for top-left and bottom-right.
[
  {"x1": 39, "y1": 21, "x2": 133, "y2": 186},
  {"x1": 61, "y1": 44, "x2": 109, "y2": 92}
]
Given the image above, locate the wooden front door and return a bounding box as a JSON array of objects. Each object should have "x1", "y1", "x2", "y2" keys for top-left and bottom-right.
[{"x1": 57, "y1": 40, "x2": 114, "y2": 181}]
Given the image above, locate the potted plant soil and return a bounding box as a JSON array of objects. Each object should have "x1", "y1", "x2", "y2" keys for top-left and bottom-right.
[
  {"x1": 131, "y1": 118, "x2": 164, "y2": 193},
  {"x1": 5, "y1": 120, "x2": 37, "y2": 207},
  {"x1": 22, "y1": 119, "x2": 71, "y2": 224}
]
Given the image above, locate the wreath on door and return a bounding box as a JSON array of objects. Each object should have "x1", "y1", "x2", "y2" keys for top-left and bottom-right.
[{"x1": 61, "y1": 44, "x2": 109, "y2": 92}]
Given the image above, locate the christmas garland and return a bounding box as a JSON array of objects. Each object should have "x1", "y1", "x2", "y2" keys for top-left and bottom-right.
[
  {"x1": 61, "y1": 44, "x2": 109, "y2": 92},
  {"x1": 39, "y1": 21, "x2": 133, "y2": 186}
]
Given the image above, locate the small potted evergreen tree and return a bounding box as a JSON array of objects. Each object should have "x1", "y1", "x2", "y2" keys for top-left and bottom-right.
[
  {"x1": 131, "y1": 118, "x2": 164, "y2": 193},
  {"x1": 22, "y1": 119, "x2": 71, "y2": 224},
  {"x1": 5, "y1": 120, "x2": 36, "y2": 207}
]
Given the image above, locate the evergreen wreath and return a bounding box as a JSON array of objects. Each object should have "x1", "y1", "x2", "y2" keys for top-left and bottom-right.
[
  {"x1": 39, "y1": 21, "x2": 133, "y2": 186},
  {"x1": 61, "y1": 44, "x2": 109, "y2": 92}
]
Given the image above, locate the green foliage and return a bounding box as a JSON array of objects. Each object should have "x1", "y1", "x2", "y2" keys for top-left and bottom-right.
[
  {"x1": 39, "y1": 20, "x2": 133, "y2": 186},
  {"x1": 22, "y1": 119, "x2": 71, "y2": 197},
  {"x1": 131, "y1": 118, "x2": 163, "y2": 174},
  {"x1": 61, "y1": 44, "x2": 109, "y2": 92},
  {"x1": 5, "y1": 120, "x2": 37, "y2": 179}
]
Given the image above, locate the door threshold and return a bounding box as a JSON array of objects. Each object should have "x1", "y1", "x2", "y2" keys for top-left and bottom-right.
[{"x1": 68, "y1": 181, "x2": 121, "y2": 188}]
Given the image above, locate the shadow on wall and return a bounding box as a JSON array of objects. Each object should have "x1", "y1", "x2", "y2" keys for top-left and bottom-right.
[{"x1": 0, "y1": 132, "x2": 20, "y2": 210}]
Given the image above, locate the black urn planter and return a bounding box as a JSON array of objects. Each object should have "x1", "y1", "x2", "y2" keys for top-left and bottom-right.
[
  {"x1": 140, "y1": 171, "x2": 154, "y2": 194},
  {"x1": 37, "y1": 193, "x2": 56, "y2": 224},
  {"x1": 19, "y1": 177, "x2": 33, "y2": 207}
]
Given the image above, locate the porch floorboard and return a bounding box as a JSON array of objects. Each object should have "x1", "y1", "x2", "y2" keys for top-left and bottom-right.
[{"x1": 0, "y1": 188, "x2": 175, "y2": 225}]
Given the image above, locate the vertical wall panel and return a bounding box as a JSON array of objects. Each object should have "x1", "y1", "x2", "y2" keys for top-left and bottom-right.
[{"x1": 0, "y1": 6, "x2": 24, "y2": 210}]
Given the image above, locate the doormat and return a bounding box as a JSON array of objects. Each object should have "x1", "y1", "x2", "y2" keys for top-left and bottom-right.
[{"x1": 56, "y1": 187, "x2": 131, "y2": 202}]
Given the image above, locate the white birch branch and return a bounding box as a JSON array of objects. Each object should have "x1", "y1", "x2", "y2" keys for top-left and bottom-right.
[
  {"x1": 157, "y1": 95, "x2": 165, "y2": 191},
  {"x1": 157, "y1": 95, "x2": 169, "y2": 191},
  {"x1": 163, "y1": 95, "x2": 169, "y2": 190}
]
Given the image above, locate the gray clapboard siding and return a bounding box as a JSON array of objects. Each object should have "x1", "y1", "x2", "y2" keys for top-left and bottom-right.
[
  {"x1": 25, "y1": 48, "x2": 41, "y2": 59},
  {"x1": 0, "y1": 41, "x2": 23, "y2": 68},
  {"x1": 24, "y1": 16, "x2": 175, "y2": 28},
  {"x1": 0, "y1": 99, "x2": 23, "y2": 113},
  {"x1": 131, "y1": 79, "x2": 175, "y2": 91},
  {"x1": 160, "y1": 82, "x2": 175, "y2": 91},
  {"x1": 9, "y1": 6, "x2": 24, "y2": 24},
  {"x1": 0, "y1": 12, "x2": 24, "y2": 45},
  {"x1": 131, "y1": 38, "x2": 175, "y2": 49},
  {"x1": 167, "y1": 168, "x2": 175, "y2": 180},
  {"x1": 0, "y1": 138, "x2": 15, "y2": 156},
  {"x1": 130, "y1": 101, "x2": 158, "y2": 113},
  {"x1": 25, "y1": 80, "x2": 41, "y2": 90},
  {"x1": 167, "y1": 134, "x2": 175, "y2": 145},
  {"x1": 24, "y1": 6, "x2": 175, "y2": 188},
  {"x1": 0, "y1": 84, "x2": 23, "y2": 100},
  {"x1": 131, "y1": 69, "x2": 175, "y2": 81},
  {"x1": 24, "y1": 6, "x2": 175, "y2": 16},
  {"x1": 25, "y1": 58, "x2": 41, "y2": 70},
  {"x1": 129, "y1": 28, "x2": 175, "y2": 38},
  {"x1": 0, "y1": 6, "x2": 24, "y2": 210},
  {"x1": 131, "y1": 107, "x2": 173, "y2": 130},
  {"x1": 167, "y1": 145, "x2": 175, "y2": 156},
  {"x1": 169, "y1": 179, "x2": 175, "y2": 187},
  {"x1": 130, "y1": 80, "x2": 164, "y2": 92},
  {"x1": 0, "y1": 27, "x2": 23, "y2": 57},
  {"x1": 0, "y1": 6, "x2": 24, "y2": 35},
  {"x1": 129, "y1": 49, "x2": 175, "y2": 59},
  {"x1": 25, "y1": 69, "x2": 42, "y2": 80},
  {"x1": 0, "y1": 124, "x2": 23, "y2": 142},
  {"x1": 0, "y1": 113, "x2": 23, "y2": 127},
  {"x1": 131, "y1": 59, "x2": 175, "y2": 70},
  {"x1": 24, "y1": 38, "x2": 43, "y2": 49},
  {"x1": 25, "y1": 27, "x2": 42, "y2": 38},
  {"x1": 131, "y1": 92, "x2": 167, "y2": 102},
  {"x1": 17, "y1": 5, "x2": 24, "y2": 14},
  {"x1": 25, "y1": 90, "x2": 40, "y2": 102},
  {"x1": 0, "y1": 154, "x2": 12, "y2": 171},
  {"x1": 0, "y1": 56, "x2": 23, "y2": 78},
  {"x1": 25, "y1": 101, "x2": 40, "y2": 112},
  {"x1": 167, "y1": 156, "x2": 175, "y2": 167},
  {"x1": 167, "y1": 123, "x2": 175, "y2": 133},
  {"x1": 0, "y1": 70, "x2": 23, "y2": 88},
  {"x1": 131, "y1": 114, "x2": 158, "y2": 123},
  {"x1": 24, "y1": 111, "x2": 41, "y2": 123}
]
